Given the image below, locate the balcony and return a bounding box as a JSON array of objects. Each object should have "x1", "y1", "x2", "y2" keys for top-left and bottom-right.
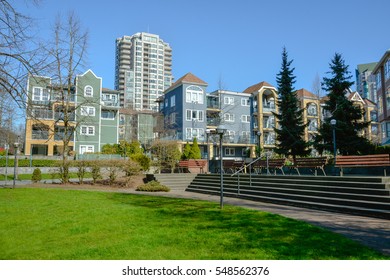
[
  {"x1": 263, "y1": 104, "x2": 276, "y2": 113},
  {"x1": 31, "y1": 131, "x2": 49, "y2": 140},
  {"x1": 102, "y1": 100, "x2": 120, "y2": 108},
  {"x1": 207, "y1": 117, "x2": 220, "y2": 127}
]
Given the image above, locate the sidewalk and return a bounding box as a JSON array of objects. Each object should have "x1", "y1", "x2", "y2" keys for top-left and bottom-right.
[{"x1": 2, "y1": 181, "x2": 389, "y2": 256}]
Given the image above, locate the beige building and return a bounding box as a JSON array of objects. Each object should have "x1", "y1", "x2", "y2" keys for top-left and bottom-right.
[
  {"x1": 243, "y1": 81, "x2": 278, "y2": 151},
  {"x1": 296, "y1": 89, "x2": 321, "y2": 143}
]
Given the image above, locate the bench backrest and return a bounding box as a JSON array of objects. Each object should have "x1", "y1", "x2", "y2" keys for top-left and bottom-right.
[
  {"x1": 336, "y1": 154, "x2": 390, "y2": 166},
  {"x1": 253, "y1": 158, "x2": 286, "y2": 168},
  {"x1": 293, "y1": 157, "x2": 327, "y2": 167},
  {"x1": 179, "y1": 160, "x2": 206, "y2": 167}
]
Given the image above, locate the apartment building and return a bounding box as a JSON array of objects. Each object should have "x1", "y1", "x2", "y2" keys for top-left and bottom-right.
[
  {"x1": 243, "y1": 81, "x2": 278, "y2": 152},
  {"x1": 296, "y1": 89, "x2": 321, "y2": 144},
  {"x1": 356, "y1": 62, "x2": 377, "y2": 102},
  {"x1": 115, "y1": 32, "x2": 173, "y2": 110},
  {"x1": 159, "y1": 73, "x2": 255, "y2": 160},
  {"x1": 373, "y1": 49, "x2": 390, "y2": 144},
  {"x1": 24, "y1": 70, "x2": 119, "y2": 156}
]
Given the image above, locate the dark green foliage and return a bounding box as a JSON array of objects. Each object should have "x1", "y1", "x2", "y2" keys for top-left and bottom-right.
[
  {"x1": 31, "y1": 168, "x2": 42, "y2": 183},
  {"x1": 136, "y1": 180, "x2": 170, "y2": 192},
  {"x1": 274, "y1": 47, "x2": 310, "y2": 159},
  {"x1": 189, "y1": 138, "x2": 201, "y2": 159},
  {"x1": 182, "y1": 142, "x2": 191, "y2": 160},
  {"x1": 314, "y1": 53, "x2": 371, "y2": 155}
]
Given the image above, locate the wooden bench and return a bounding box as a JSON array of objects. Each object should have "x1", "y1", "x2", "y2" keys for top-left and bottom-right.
[
  {"x1": 252, "y1": 158, "x2": 286, "y2": 175},
  {"x1": 291, "y1": 157, "x2": 328, "y2": 176},
  {"x1": 222, "y1": 160, "x2": 245, "y2": 173},
  {"x1": 178, "y1": 160, "x2": 206, "y2": 173},
  {"x1": 335, "y1": 154, "x2": 390, "y2": 176}
]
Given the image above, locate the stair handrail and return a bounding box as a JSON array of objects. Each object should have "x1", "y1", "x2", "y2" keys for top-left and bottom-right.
[{"x1": 231, "y1": 157, "x2": 262, "y2": 177}]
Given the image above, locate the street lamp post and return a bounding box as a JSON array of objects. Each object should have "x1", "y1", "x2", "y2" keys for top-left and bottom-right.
[
  {"x1": 13, "y1": 140, "x2": 19, "y2": 188},
  {"x1": 256, "y1": 131, "x2": 261, "y2": 158},
  {"x1": 216, "y1": 125, "x2": 227, "y2": 209},
  {"x1": 330, "y1": 119, "x2": 337, "y2": 164}
]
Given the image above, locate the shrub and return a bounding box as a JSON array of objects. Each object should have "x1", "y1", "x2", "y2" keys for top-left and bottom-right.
[
  {"x1": 103, "y1": 159, "x2": 125, "y2": 185},
  {"x1": 74, "y1": 160, "x2": 88, "y2": 184},
  {"x1": 136, "y1": 180, "x2": 170, "y2": 192},
  {"x1": 31, "y1": 168, "x2": 42, "y2": 183},
  {"x1": 123, "y1": 159, "x2": 142, "y2": 176},
  {"x1": 89, "y1": 161, "x2": 102, "y2": 184},
  {"x1": 130, "y1": 154, "x2": 150, "y2": 171}
]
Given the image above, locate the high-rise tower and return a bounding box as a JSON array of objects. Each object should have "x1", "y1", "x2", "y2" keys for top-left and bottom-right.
[{"x1": 115, "y1": 32, "x2": 173, "y2": 111}]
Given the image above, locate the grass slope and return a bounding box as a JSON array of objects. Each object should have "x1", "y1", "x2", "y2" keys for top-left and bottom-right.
[{"x1": 0, "y1": 188, "x2": 387, "y2": 260}]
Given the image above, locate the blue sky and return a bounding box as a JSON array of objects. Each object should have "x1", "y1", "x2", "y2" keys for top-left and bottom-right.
[{"x1": 16, "y1": 0, "x2": 390, "y2": 93}]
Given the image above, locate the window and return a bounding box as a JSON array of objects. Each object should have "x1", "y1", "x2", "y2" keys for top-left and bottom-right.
[
  {"x1": 32, "y1": 87, "x2": 50, "y2": 102},
  {"x1": 101, "y1": 110, "x2": 115, "y2": 119},
  {"x1": 386, "y1": 123, "x2": 390, "y2": 138},
  {"x1": 224, "y1": 96, "x2": 234, "y2": 105},
  {"x1": 241, "y1": 115, "x2": 250, "y2": 123},
  {"x1": 224, "y1": 113, "x2": 235, "y2": 122},
  {"x1": 185, "y1": 128, "x2": 204, "y2": 140},
  {"x1": 186, "y1": 86, "x2": 204, "y2": 104},
  {"x1": 308, "y1": 119, "x2": 318, "y2": 131},
  {"x1": 386, "y1": 59, "x2": 390, "y2": 80},
  {"x1": 79, "y1": 145, "x2": 94, "y2": 154},
  {"x1": 80, "y1": 106, "x2": 95, "y2": 116},
  {"x1": 376, "y1": 73, "x2": 382, "y2": 89},
  {"x1": 80, "y1": 125, "x2": 95, "y2": 136},
  {"x1": 186, "y1": 109, "x2": 204, "y2": 122},
  {"x1": 307, "y1": 103, "x2": 317, "y2": 116},
  {"x1": 84, "y1": 86, "x2": 93, "y2": 97},
  {"x1": 225, "y1": 148, "x2": 235, "y2": 156},
  {"x1": 241, "y1": 98, "x2": 250, "y2": 106},
  {"x1": 170, "y1": 95, "x2": 176, "y2": 107}
]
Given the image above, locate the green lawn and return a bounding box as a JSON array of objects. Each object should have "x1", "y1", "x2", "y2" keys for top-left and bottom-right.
[{"x1": 0, "y1": 188, "x2": 387, "y2": 260}]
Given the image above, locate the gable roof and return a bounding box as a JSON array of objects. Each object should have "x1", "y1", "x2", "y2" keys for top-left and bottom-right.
[
  {"x1": 296, "y1": 88, "x2": 318, "y2": 99},
  {"x1": 348, "y1": 91, "x2": 364, "y2": 103},
  {"x1": 243, "y1": 81, "x2": 275, "y2": 93},
  {"x1": 165, "y1": 72, "x2": 207, "y2": 92}
]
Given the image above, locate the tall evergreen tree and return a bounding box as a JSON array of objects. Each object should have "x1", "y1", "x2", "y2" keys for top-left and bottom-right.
[
  {"x1": 314, "y1": 53, "x2": 371, "y2": 155},
  {"x1": 274, "y1": 47, "x2": 310, "y2": 160}
]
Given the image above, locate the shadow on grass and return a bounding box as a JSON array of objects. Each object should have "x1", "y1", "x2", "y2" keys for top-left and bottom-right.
[{"x1": 107, "y1": 193, "x2": 388, "y2": 260}]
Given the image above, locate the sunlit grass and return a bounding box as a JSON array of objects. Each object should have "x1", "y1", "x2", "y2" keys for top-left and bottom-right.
[{"x1": 0, "y1": 188, "x2": 387, "y2": 260}]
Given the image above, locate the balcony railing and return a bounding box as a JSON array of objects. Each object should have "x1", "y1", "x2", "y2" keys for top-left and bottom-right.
[
  {"x1": 263, "y1": 104, "x2": 276, "y2": 112},
  {"x1": 102, "y1": 100, "x2": 120, "y2": 107},
  {"x1": 207, "y1": 118, "x2": 220, "y2": 127},
  {"x1": 32, "y1": 131, "x2": 49, "y2": 140}
]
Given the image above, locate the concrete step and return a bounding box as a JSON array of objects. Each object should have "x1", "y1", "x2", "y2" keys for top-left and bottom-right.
[
  {"x1": 153, "y1": 173, "x2": 197, "y2": 189},
  {"x1": 186, "y1": 174, "x2": 390, "y2": 219}
]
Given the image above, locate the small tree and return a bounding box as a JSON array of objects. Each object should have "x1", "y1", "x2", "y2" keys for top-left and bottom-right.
[
  {"x1": 31, "y1": 168, "x2": 42, "y2": 183},
  {"x1": 151, "y1": 140, "x2": 181, "y2": 173},
  {"x1": 189, "y1": 138, "x2": 202, "y2": 159},
  {"x1": 314, "y1": 53, "x2": 371, "y2": 155},
  {"x1": 182, "y1": 142, "x2": 191, "y2": 160},
  {"x1": 274, "y1": 47, "x2": 310, "y2": 160}
]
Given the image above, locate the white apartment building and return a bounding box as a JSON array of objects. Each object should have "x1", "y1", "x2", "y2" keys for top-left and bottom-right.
[{"x1": 115, "y1": 32, "x2": 173, "y2": 111}]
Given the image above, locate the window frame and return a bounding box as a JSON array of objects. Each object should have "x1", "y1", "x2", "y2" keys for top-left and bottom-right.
[
  {"x1": 80, "y1": 125, "x2": 95, "y2": 136},
  {"x1": 84, "y1": 85, "x2": 93, "y2": 97}
]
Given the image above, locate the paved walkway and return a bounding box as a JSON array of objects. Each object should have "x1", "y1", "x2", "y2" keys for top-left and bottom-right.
[{"x1": 2, "y1": 181, "x2": 390, "y2": 256}]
